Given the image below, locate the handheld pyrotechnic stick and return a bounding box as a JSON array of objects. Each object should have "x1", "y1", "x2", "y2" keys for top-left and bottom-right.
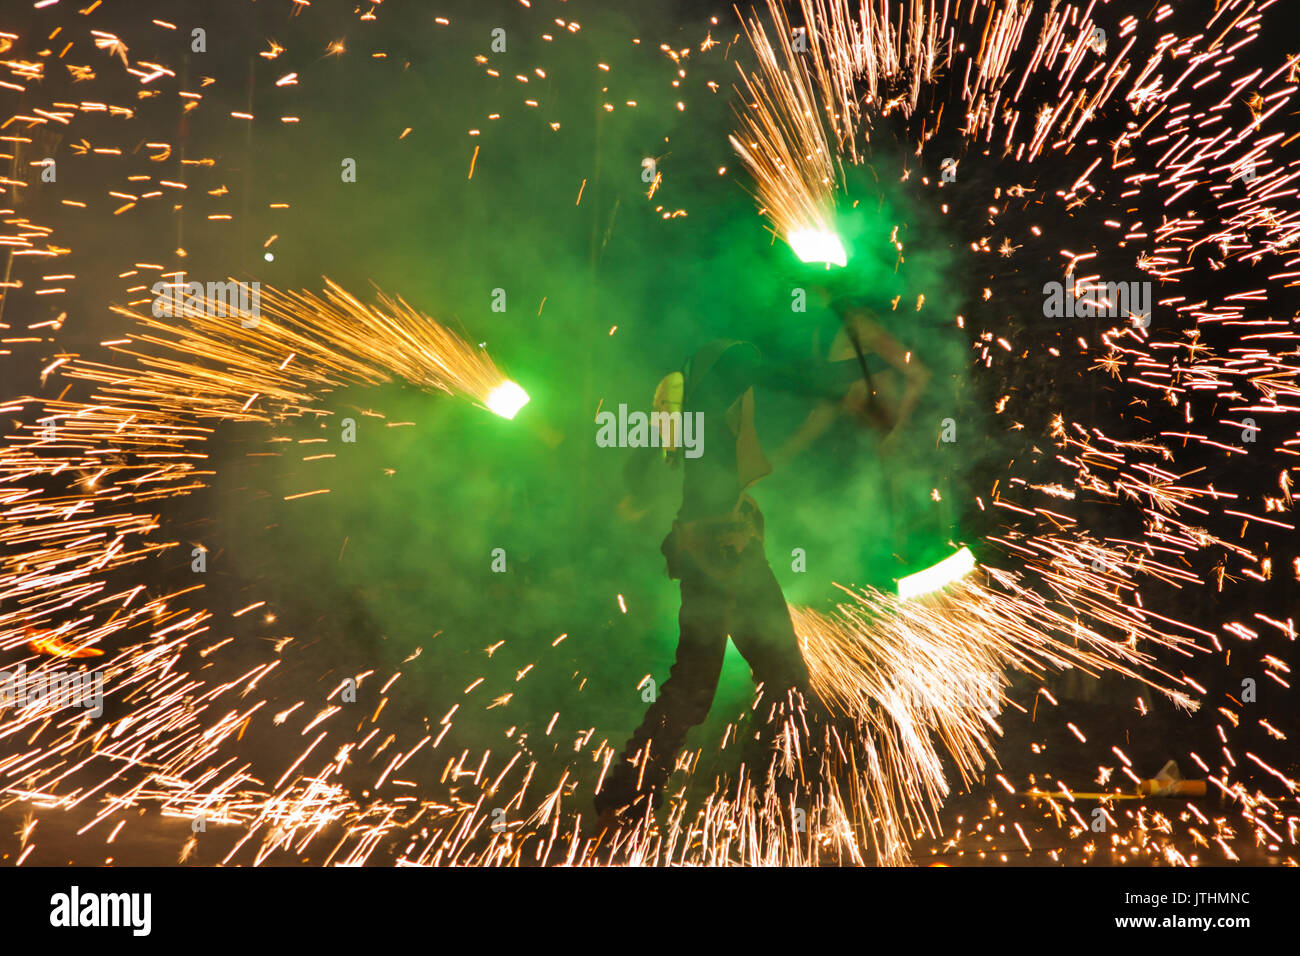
[
  {"x1": 897, "y1": 546, "x2": 977, "y2": 600},
  {"x1": 789, "y1": 229, "x2": 888, "y2": 422}
]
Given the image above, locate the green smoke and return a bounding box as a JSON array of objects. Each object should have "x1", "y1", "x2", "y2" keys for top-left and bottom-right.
[{"x1": 200, "y1": 2, "x2": 981, "y2": 805}]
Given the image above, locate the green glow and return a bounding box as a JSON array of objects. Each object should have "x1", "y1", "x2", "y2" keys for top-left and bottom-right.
[
  {"x1": 485, "y1": 380, "x2": 530, "y2": 419},
  {"x1": 788, "y1": 227, "x2": 848, "y2": 267},
  {"x1": 212, "y1": 24, "x2": 977, "y2": 797},
  {"x1": 897, "y1": 546, "x2": 976, "y2": 600}
]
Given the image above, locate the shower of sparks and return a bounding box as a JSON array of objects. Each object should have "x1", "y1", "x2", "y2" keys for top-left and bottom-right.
[
  {"x1": 77, "y1": 279, "x2": 518, "y2": 425},
  {"x1": 722, "y1": 0, "x2": 1300, "y2": 865},
  {"x1": 0, "y1": 0, "x2": 1297, "y2": 868},
  {"x1": 793, "y1": 558, "x2": 1201, "y2": 863},
  {"x1": 729, "y1": 0, "x2": 943, "y2": 254}
]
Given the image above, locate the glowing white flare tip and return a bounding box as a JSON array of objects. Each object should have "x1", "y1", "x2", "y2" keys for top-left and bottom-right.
[
  {"x1": 485, "y1": 380, "x2": 530, "y2": 419},
  {"x1": 897, "y1": 547, "x2": 977, "y2": 600},
  {"x1": 788, "y1": 228, "x2": 848, "y2": 267}
]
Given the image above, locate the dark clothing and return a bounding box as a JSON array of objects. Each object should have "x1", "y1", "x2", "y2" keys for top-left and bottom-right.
[
  {"x1": 594, "y1": 535, "x2": 818, "y2": 819},
  {"x1": 678, "y1": 340, "x2": 768, "y2": 521},
  {"x1": 677, "y1": 339, "x2": 884, "y2": 520},
  {"x1": 596, "y1": 341, "x2": 830, "y2": 822},
  {"x1": 773, "y1": 352, "x2": 887, "y2": 393}
]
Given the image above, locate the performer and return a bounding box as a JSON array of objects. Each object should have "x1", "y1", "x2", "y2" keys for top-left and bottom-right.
[{"x1": 596, "y1": 306, "x2": 929, "y2": 831}]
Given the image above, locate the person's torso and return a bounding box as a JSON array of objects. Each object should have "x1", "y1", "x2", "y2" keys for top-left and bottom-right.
[{"x1": 678, "y1": 340, "x2": 770, "y2": 522}]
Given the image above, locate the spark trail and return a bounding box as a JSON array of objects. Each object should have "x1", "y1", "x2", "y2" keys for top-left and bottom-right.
[{"x1": 0, "y1": 0, "x2": 1296, "y2": 867}]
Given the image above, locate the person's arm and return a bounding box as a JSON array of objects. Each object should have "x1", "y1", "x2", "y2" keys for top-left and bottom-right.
[
  {"x1": 769, "y1": 400, "x2": 839, "y2": 469},
  {"x1": 841, "y1": 310, "x2": 931, "y2": 444},
  {"x1": 764, "y1": 356, "x2": 881, "y2": 466},
  {"x1": 768, "y1": 318, "x2": 928, "y2": 464}
]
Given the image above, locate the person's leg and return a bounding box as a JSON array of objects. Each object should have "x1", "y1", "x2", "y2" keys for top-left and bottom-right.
[
  {"x1": 728, "y1": 553, "x2": 830, "y2": 809},
  {"x1": 729, "y1": 552, "x2": 815, "y2": 699},
  {"x1": 595, "y1": 574, "x2": 729, "y2": 821}
]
